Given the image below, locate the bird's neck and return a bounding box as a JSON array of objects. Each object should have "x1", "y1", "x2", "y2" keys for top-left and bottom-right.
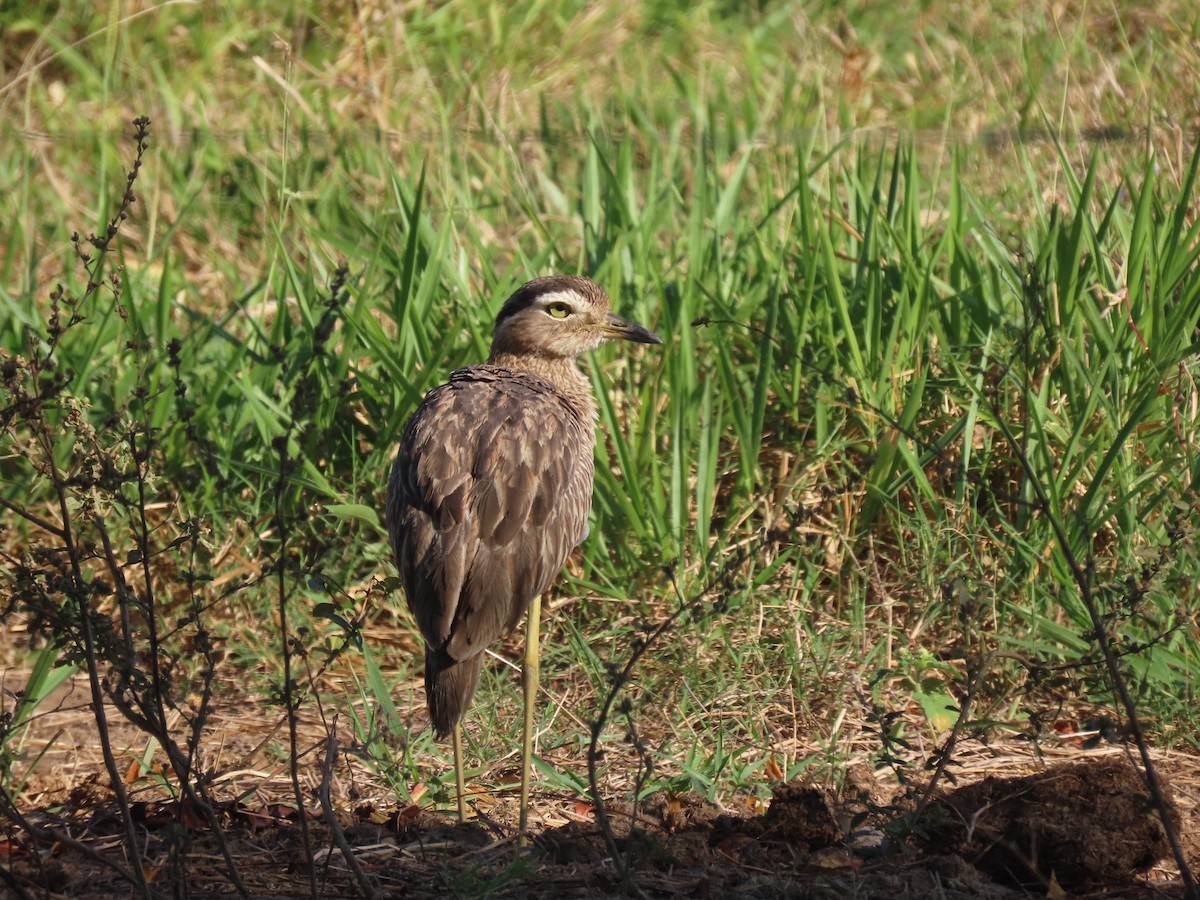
[{"x1": 487, "y1": 351, "x2": 597, "y2": 420}]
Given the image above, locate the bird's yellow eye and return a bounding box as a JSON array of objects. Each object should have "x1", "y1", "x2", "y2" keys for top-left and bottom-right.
[{"x1": 547, "y1": 302, "x2": 571, "y2": 318}]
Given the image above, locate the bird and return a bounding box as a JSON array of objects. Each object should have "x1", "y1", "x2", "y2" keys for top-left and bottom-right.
[{"x1": 386, "y1": 274, "x2": 661, "y2": 836}]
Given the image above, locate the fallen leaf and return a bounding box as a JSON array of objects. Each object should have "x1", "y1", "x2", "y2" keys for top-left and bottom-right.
[
  {"x1": 809, "y1": 847, "x2": 859, "y2": 870},
  {"x1": 765, "y1": 756, "x2": 784, "y2": 781},
  {"x1": 1047, "y1": 871, "x2": 1068, "y2": 900}
]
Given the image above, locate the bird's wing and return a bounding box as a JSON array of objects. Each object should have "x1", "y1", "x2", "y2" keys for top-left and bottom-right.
[{"x1": 387, "y1": 368, "x2": 594, "y2": 661}]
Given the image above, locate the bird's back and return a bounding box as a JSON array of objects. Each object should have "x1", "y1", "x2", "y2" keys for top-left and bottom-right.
[{"x1": 387, "y1": 364, "x2": 595, "y2": 736}]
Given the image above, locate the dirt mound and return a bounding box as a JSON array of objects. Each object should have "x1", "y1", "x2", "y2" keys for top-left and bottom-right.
[
  {"x1": 540, "y1": 783, "x2": 843, "y2": 875},
  {"x1": 925, "y1": 758, "x2": 1180, "y2": 892}
]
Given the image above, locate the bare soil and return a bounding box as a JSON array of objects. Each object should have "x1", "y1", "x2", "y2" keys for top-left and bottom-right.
[
  {"x1": 5, "y1": 751, "x2": 1197, "y2": 898},
  {"x1": 2, "y1": 660, "x2": 1197, "y2": 898}
]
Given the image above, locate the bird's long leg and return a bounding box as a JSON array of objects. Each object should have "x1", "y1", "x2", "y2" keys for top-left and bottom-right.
[
  {"x1": 518, "y1": 592, "x2": 542, "y2": 842},
  {"x1": 452, "y1": 724, "x2": 467, "y2": 823}
]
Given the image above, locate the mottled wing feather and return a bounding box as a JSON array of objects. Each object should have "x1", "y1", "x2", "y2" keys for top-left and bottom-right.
[{"x1": 387, "y1": 366, "x2": 594, "y2": 665}]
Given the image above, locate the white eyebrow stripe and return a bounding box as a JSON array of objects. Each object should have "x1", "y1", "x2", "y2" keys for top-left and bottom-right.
[{"x1": 532, "y1": 290, "x2": 583, "y2": 307}]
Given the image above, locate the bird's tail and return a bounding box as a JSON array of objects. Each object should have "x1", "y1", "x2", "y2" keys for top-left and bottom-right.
[{"x1": 425, "y1": 647, "x2": 484, "y2": 740}]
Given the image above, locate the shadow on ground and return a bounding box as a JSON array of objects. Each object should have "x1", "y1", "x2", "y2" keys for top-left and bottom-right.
[{"x1": 5, "y1": 756, "x2": 1196, "y2": 898}]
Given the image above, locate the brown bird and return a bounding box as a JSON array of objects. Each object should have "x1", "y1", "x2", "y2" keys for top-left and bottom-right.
[{"x1": 387, "y1": 274, "x2": 660, "y2": 834}]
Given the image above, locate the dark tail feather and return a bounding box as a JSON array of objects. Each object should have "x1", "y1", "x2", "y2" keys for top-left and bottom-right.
[{"x1": 425, "y1": 647, "x2": 484, "y2": 739}]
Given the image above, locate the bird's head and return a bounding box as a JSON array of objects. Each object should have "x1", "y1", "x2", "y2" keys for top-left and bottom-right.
[{"x1": 489, "y1": 275, "x2": 661, "y2": 360}]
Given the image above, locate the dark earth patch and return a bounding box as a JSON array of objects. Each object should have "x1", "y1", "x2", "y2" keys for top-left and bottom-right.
[
  {"x1": 923, "y1": 758, "x2": 1181, "y2": 892},
  {"x1": 3, "y1": 757, "x2": 1194, "y2": 897}
]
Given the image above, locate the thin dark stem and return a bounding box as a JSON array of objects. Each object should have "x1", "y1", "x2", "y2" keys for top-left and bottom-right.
[
  {"x1": 125, "y1": 428, "x2": 252, "y2": 898},
  {"x1": 588, "y1": 592, "x2": 693, "y2": 899},
  {"x1": 0, "y1": 861, "x2": 34, "y2": 900},
  {"x1": 276, "y1": 439, "x2": 319, "y2": 900},
  {"x1": 41, "y1": 434, "x2": 153, "y2": 899},
  {"x1": 182, "y1": 521, "x2": 219, "y2": 777},
  {"x1": 0, "y1": 785, "x2": 139, "y2": 893},
  {"x1": 991, "y1": 401, "x2": 1198, "y2": 899},
  {"x1": 0, "y1": 495, "x2": 65, "y2": 537},
  {"x1": 5, "y1": 122, "x2": 156, "y2": 894},
  {"x1": 319, "y1": 730, "x2": 378, "y2": 898},
  {"x1": 911, "y1": 650, "x2": 999, "y2": 823}
]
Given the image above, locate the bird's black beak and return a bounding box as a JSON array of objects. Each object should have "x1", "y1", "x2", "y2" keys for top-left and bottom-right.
[{"x1": 602, "y1": 313, "x2": 662, "y2": 345}]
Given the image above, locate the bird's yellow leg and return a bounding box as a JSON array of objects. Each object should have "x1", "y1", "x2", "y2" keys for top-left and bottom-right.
[
  {"x1": 452, "y1": 723, "x2": 467, "y2": 824},
  {"x1": 518, "y1": 592, "x2": 542, "y2": 843}
]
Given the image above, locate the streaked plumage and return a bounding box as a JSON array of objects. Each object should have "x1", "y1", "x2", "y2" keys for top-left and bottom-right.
[
  {"x1": 386, "y1": 275, "x2": 660, "y2": 743},
  {"x1": 389, "y1": 365, "x2": 594, "y2": 735}
]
